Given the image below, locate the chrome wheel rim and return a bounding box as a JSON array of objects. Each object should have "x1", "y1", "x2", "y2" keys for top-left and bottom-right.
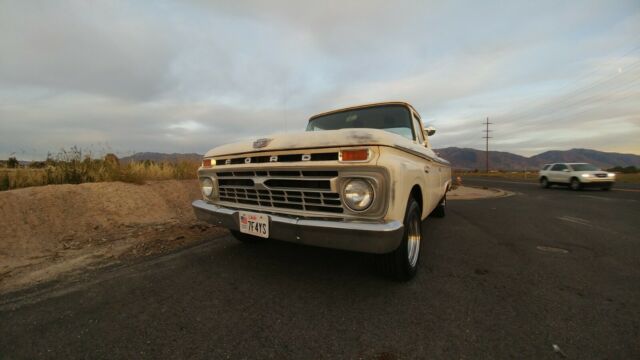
[
  {"x1": 541, "y1": 179, "x2": 547, "y2": 187},
  {"x1": 571, "y1": 180, "x2": 579, "y2": 190},
  {"x1": 407, "y1": 213, "x2": 421, "y2": 267}
]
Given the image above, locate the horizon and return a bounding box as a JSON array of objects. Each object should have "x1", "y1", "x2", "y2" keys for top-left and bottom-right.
[
  {"x1": 4, "y1": 146, "x2": 640, "y2": 163},
  {"x1": 1, "y1": 0, "x2": 639, "y2": 160}
]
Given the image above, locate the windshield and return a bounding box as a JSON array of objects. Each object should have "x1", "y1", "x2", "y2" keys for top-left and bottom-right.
[
  {"x1": 306, "y1": 105, "x2": 415, "y2": 140},
  {"x1": 571, "y1": 163, "x2": 599, "y2": 171}
]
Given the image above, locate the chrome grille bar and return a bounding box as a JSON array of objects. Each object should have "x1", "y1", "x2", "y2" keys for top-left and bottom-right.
[{"x1": 215, "y1": 169, "x2": 344, "y2": 214}]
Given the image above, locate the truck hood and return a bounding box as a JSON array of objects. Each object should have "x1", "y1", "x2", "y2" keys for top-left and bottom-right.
[{"x1": 204, "y1": 128, "x2": 413, "y2": 157}]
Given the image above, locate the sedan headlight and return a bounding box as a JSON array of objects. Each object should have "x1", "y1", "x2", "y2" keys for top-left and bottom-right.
[
  {"x1": 201, "y1": 178, "x2": 215, "y2": 198},
  {"x1": 607, "y1": 173, "x2": 616, "y2": 178},
  {"x1": 343, "y1": 179, "x2": 374, "y2": 211},
  {"x1": 581, "y1": 174, "x2": 591, "y2": 178}
]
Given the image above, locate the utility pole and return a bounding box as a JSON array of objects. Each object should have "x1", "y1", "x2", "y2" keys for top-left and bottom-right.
[{"x1": 482, "y1": 117, "x2": 492, "y2": 173}]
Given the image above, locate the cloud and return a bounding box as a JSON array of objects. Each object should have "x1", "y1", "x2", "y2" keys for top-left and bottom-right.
[
  {"x1": 0, "y1": 1, "x2": 177, "y2": 100},
  {"x1": 0, "y1": 0, "x2": 639, "y2": 160}
]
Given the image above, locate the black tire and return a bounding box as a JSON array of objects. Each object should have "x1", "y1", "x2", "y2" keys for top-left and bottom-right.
[
  {"x1": 376, "y1": 197, "x2": 422, "y2": 281},
  {"x1": 432, "y1": 194, "x2": 446, "y2": 218},
  {"x1": 230, "y1": 230, "x2": 263, "y2": 243},
  {"x1": 540, "y1": 177, "x2": 550, "y2": 188},
  {"x1": 570, "y1": 178, "x2": 582, "y2": 191}
]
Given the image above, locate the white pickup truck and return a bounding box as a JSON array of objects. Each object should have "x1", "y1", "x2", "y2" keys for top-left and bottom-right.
[{"x1": 193, "y1": 102, "x2": 451, "y2": 280}]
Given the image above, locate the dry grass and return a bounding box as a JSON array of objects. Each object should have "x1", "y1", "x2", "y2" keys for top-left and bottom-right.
[
  {"x1": 453, "y1": 170, "x2": 538, "y2": 182},
  {"x1": 0, "y1": 148, "x2": 199, "y2": 191},
  {"x1": 615, "y1": 173, "x2": 640, "y2": 184}
]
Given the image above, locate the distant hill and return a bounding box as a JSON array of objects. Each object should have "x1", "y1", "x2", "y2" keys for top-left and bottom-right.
[
  {"x1": 434, "y1": 147, "x2": 532, "y2": 170},
  {"x1": 435, "y1": 147, "x2": 640, "y2": 170},
  {"x1": 529, "y1": 149, "x2": 640, "y2": 169},
  {"x1": 118, "y1": 148, "x2": 640, "y2": 170},
  {"x1": 120, "y1": 152, "x2": 202, "y2": 164}
]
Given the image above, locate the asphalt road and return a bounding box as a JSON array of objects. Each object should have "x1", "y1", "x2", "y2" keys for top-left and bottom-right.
[{"x1": 1, "y1": 179, "x2": 639, "y2": 359}]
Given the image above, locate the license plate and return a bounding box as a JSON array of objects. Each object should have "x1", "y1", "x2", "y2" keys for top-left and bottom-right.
[{"x1": 239, "y1": 211, "x2": 269, "y2": 238}]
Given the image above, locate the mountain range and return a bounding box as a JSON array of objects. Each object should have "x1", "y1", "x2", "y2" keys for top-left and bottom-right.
[
  {"x1": 434, "y1": 147, "x2": 640, "y2": 170},
  {"x1": 120, "y1": 148, "x2": 640, "y2": 171}
]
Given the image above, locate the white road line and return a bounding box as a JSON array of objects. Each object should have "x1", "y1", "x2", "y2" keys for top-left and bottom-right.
[
  {"x1": 614, "y1": 188, "x2": 640, "y2": 193},
  {"x1": 557, "y1": 216, "x2": 592, "y2": 227},
  {"x1": 579, "y1": 195, "x2": 614, "y2": 201}
]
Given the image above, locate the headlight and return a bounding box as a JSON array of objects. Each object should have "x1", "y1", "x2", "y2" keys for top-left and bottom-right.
[
  {"x1": 201, "y1": 178, "x2": 215, "y2": 198},
  {"x1": 343, "y1": 179, "x2": 374, "y2": 211},
  {"x1": 607, "y1": 173, "x2": 616, "y2": 177},
  {"x1": 581, "y1": 174, "x2": 591, "y2": 178}
]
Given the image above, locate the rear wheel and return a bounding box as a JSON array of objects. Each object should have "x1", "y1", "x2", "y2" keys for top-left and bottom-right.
[
  {"x1": 570, "y1": 178, "x2": 582, "y2": 191},
  {"x1": 230, "y1": 230, "x2": 263, "y2": 243},
  {"x1": 540, "y1": 177, "x2": 550, "y2": 188},
  {"x1": 377, "y1": 197, "x2": 422, "y2": 281},
  {"x1": 432, "y1": 194, "x2": 446, "y2": 218}
]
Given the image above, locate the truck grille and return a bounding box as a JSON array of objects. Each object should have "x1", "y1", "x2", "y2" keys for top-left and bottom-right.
[
  {"x1": 216, "y1": 170, "x2": 343, "y2": 214},
  {"x1": 595, "y1": 173, "x2": 607, "y2": 178}
]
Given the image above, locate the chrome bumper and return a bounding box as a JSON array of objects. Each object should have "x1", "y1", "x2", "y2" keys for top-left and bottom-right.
[{"x1": 192, "y1": 200, "x2": 403, "y2": 254}]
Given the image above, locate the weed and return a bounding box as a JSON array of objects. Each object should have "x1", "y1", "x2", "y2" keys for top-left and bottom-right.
[{"x1": 0, "y1": 148, "x2": 200, "y2": 191}]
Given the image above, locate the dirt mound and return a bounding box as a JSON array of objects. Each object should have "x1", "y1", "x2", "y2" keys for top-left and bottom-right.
[{"x1": 0, "y1": 180, "x2": 225, "y2": 293}]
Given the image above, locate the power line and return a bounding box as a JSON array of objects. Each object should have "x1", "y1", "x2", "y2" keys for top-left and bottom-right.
[
  {"x1": 482, "y1": 117, "x2": 493, "y2": 173},
  {"x1": 506, "y1": 59, "x2": 640, "y2": 122}
]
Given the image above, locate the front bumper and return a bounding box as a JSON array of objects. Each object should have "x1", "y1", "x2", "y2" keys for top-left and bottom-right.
[
  {"x1": 580, "y1": 179, "x2": 615, "y2": 187},
  {"x1": 192, "y1": 200, "x2": 403, "y2": 254},
  {"x1": 581, "y1": 177, "x2": 615, "y2": 184}
]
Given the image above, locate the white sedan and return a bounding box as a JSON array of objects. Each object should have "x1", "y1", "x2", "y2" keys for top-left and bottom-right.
[{"x1": 538, "y1": 163, "x2": 615, "y2": 190}]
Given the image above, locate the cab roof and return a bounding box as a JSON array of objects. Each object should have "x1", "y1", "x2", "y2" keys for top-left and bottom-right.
[{"x1": 309, "y1": 101, "x2": 419, "y2": 120}]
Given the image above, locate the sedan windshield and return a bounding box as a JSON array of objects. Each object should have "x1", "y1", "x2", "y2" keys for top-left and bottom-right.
[
  {"x1": 571, "y1": 163, "x2": 599, "y2": 171},
  {"x1": 306, "y1": 105, "x2": 415, "y2": 140}
]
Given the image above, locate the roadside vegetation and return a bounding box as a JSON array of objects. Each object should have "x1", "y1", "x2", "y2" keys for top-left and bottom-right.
[
  {"x1": 454, "y1": 170, "x2": 539, "y2": 181},
  {"x1": 0, "y1": 147, "x2": 200, "y2": 191}
]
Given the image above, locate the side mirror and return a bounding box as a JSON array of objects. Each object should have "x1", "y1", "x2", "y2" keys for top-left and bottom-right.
[{"x1": 423, "y1": 126, "x2": 436, "y2": 136}]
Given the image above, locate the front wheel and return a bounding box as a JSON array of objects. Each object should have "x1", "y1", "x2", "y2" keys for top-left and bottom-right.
[
  {"x1": 570, "y1": 178, "x2": 582, "y2": 191},
  {"x1": 377, "y1": 197, "x2": 422, "y2": 281},
  {"x1": 540, "y1": 177, "x2": 550, "y2": 188}
]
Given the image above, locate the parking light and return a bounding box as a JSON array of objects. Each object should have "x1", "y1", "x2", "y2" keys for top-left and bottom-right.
[
  {"x1": 202, "y1": 158, "x2": 215, "y2": 168},
  {"x1": 340, "y1": 149, "x2": 370, "y2": 162}
]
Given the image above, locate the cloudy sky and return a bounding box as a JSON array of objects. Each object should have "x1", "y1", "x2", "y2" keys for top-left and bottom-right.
[{"x1": 1, "y1": 0, "x2": 639, "y2": 160}]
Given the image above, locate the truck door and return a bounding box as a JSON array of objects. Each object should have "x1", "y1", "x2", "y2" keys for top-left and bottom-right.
[{"x1": 410, "y1": 114, "x2": 441, "y2": 211}]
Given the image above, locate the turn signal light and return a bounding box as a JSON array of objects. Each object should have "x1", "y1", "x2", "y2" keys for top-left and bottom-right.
[
  {"x1": 340, "y1": 149, "x2": 369, "y2": 162},
  {"x1": 202, "y1": 159, "x2": 214, "y2": 168}
]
